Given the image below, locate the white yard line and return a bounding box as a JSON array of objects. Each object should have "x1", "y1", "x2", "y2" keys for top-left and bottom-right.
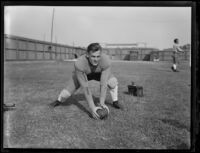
[{"x1": 4, "y1": 112, "x2": 12, "y2": 148}]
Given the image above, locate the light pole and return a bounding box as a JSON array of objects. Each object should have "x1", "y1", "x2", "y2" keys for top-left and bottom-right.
[{"x1": 50, "y1": 8, "x2": 55, "y2": 60}]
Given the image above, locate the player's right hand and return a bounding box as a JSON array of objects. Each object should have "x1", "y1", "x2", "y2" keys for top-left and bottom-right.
[
  {"x1": 91, "y1": 106, "x2": 102, "y2": 119},
  {"x1": 100, "y1": 103, "x2": 110, "y2": 114}
]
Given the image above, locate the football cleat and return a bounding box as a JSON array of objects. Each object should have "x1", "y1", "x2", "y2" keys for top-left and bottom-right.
[
  {"x1": 50, "y1": 100, "x2": 61, "y2": 107},
  {"x1": 113, "y1": 101, "x2": 123, "y2": 109},
  {"x1": 171, "y1": 66, "x2": 176, "y2": 72}
]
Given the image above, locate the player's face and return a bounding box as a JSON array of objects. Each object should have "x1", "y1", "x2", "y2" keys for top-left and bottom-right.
[{"x1": 88, "y1": 50, "x2": 101, "y2": 66}]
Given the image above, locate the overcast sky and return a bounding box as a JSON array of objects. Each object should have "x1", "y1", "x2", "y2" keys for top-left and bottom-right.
[{"x1": 4, "y1": 6, "x2": 191, "y2": 50}]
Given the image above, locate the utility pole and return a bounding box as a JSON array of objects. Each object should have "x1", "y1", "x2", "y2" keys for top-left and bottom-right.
[
  {"x1": 55, "y1": 36, "x2": 59, "y2": 60},
  {"x1": 55, "y1": 35, "x2": 57, "y2": 60},
  {"x1": 50, "y1": 8, "x2": 55, "y2": 44},
  {"x1": 50, "y1": 8, "x2": 55, "y2": 60},
  {"x1": 73, "y1": 41, "x2": 75, "y2": 56}
]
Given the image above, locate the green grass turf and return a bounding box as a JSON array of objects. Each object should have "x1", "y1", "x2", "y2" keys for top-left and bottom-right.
[{"x1": 3, "y1": 60, "x2": 191, "y2": 149}]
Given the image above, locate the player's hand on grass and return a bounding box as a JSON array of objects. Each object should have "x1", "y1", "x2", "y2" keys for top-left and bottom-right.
[
  {"x1": 100, "y1": 103, "x2": 110, "y2": 114},
  {"x1": 91, "y1": 106, "x2": 102, "y2": 119}
]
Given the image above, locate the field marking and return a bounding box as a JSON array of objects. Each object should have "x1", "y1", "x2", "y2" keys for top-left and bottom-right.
[{"x1": 4, "y1": 112, "x2": 12, "y2": 148}]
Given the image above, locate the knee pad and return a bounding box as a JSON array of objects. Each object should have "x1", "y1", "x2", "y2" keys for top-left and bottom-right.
[{"x1": 107, "y1": 77, "x2": 118, "y2": 89}]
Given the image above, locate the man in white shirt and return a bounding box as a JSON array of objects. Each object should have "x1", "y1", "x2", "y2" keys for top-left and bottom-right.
[{"x1": 171, "y1": 38, "x2": 185, "y2": 72}]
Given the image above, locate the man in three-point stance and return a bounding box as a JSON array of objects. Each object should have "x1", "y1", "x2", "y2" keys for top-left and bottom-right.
[{"x1": 50, "y1": 43, "x2": 123, "y2": 119}]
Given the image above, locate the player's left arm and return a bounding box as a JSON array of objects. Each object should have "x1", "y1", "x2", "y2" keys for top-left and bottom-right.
[
  {"x1": 177, "y1": 46, "x2": 184, "y2": 53},
  {"x1": 99, "y1": 67, "x2": 110, "y2": 106}
]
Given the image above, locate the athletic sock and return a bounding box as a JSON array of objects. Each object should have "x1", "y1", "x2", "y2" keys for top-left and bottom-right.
[
  {"x1": 173, "y1": 64, "x2": 177, "y2": 70},
  {"x1": 109, "y1": 85, "x2": 118, "y2": 102},
  {"x1": 58, "y1": 89, "x2": 71, "y2": 102}
]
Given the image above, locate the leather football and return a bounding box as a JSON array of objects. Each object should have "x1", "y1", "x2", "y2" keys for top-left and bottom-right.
[{"x1": 96, "y1": 107, "x2": 108, "y2": 119}]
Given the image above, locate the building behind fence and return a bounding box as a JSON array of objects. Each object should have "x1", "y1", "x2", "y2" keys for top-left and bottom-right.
[{"x1": 4, "y1": 34, "x2": 190, "y2": 61}]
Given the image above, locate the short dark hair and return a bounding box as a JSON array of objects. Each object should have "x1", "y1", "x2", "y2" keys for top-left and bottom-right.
[
  {"x1": 174, "y1": 38, "x2": 179, "y2": 43},
  {"x1": 87, "y1": 43, "x2": 102, "y2": 53}
]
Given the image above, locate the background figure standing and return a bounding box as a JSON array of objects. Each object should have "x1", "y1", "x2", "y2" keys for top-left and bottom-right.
[{"x1": 171, "y1": 38, "x2": 185, "y2": 72}]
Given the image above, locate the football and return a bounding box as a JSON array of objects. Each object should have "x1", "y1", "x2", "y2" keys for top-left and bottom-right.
[{"x1": 96, "y1": 107, "x2": 108, "y2": 119}]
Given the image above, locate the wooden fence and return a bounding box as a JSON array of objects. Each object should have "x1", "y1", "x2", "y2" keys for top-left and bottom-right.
[
  {"x1": 103, "y1": 47, "x2": 190, "y2": 61},
  {"x1": 4, "y1": 34, "x2": 190, "y2": 62},
  {"x1": 4, "y1": 34, "x2": 86, "y2": 61}
]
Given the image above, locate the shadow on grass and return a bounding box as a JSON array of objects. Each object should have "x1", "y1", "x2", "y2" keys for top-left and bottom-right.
[
  {"x1": 53, "y1": 94, "x2": 111, "y2": 118},
  {"x1": 49, "y1": 91, "x2": 124, "y2": 118},
  {"x1": 154, "y1": 68, "x2": 176, "y2": 73},
  {"x1": 123, "y1": 91, "x2": 130, "y2": 95},
  {"x1": 59, "y1": 94, "x2": 91, "y2": 118}
]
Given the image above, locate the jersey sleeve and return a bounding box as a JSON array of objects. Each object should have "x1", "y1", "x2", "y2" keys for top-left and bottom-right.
[
  {"x1": 100, "y1": 66, "x2": 110, "y2": 86},
  {"x1": 173, "y1": 44, "x2": 183, "y2": 52},
  {"x1": 74, "y1": 57, "x2": 86, "y2": 72},
  {"x1": 74, "y1": 56, "x2": 88, "y2": 88},
  {"x1": 75, "y1": 70, "x2": 88, "y2": 88},
  {"x1": 100, "y1": 54, "x2": 111, "y2": 70}
]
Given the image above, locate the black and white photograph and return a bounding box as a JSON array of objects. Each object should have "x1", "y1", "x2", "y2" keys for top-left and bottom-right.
[{"x1": 2, "y1": 1, "x2": 197, "y2": 150}]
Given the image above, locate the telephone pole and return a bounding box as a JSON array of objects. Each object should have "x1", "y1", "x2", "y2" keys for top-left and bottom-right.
[
  {"x1": 50, "y1": 8, "x2": 55, "y2": 60},
  {"x1": 50, "y1": 8, "x2": 55, "y2": 44}
]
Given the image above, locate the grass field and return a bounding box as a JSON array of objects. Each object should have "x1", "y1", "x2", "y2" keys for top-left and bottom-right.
[{"x1": 3, "y1": 60, "x2": 191, "y2": 149}]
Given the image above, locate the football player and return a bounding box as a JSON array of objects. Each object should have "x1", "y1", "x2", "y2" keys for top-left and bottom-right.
[{"x1": 50, "y1": 43, "x2": 122, "y2": 119}]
